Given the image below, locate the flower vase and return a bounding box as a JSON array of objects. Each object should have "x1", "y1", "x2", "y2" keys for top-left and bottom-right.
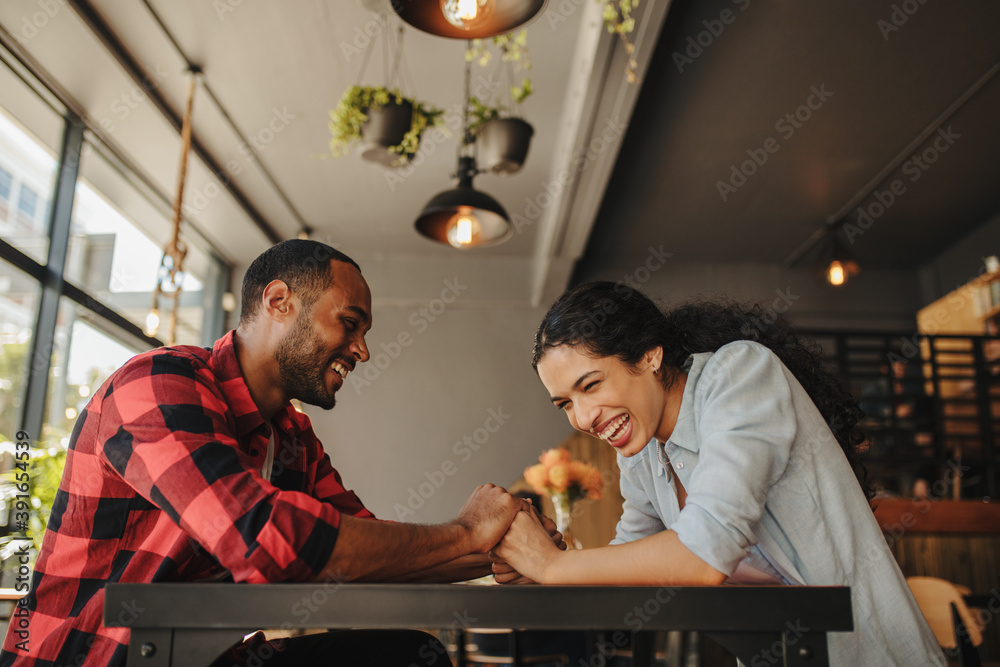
[{"x1": 551, "y1": 492, "x2": 582, "y2": 549}]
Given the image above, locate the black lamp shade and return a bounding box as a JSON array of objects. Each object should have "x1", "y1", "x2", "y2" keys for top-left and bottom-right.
[
  {"x1": 391, "y1": 0, "x2": 546, "y2": 39},
  {"x1": 415, "y1": 185, "x2": 512, "y2": 248}
]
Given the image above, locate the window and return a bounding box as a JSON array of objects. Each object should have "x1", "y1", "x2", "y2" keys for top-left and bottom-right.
[
  {"x1": 0, "y1": 166, "x2": 11, "y2": 200},
  {"x1": 15, "y1": 183, "x2": 37, "y2": 219},
  {"x1": 0, "y1": 108, "x2": 57, "y2": 264},
  {"x1": 0, "y1": 36, "x2": 230, "y2": 579},
  {"x1": 0, "y1": 166, "x2": 9, "y2": 224},
  {"x1": 42, "y1": 298, "x2": 144, "y2": 444},
  {"x1": 0, "y1": 260, "x2": 40, "y2": 442},
  {"x1": 69, "y1": 140, "x2": 222, "y2": 346}
]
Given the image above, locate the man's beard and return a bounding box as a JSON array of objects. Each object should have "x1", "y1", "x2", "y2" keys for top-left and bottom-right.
[{"x1": 275, "y1": 315, "x2": 337, "y2": 410}]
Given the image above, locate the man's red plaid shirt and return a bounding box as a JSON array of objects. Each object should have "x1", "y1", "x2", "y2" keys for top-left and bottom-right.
[{"x1": 1, "y1": 331, "x2": 375, "y2": 666}]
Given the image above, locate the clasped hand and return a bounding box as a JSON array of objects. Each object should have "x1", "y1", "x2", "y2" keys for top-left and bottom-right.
[{"x1": 489, "y1": 503, "x2": 566, "y2": 584}]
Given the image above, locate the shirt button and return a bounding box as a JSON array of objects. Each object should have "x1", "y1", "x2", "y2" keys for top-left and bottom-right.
[
  {"x1": 675, "y1": 461, "x2": 685, "y2": 469},
  {"x1": 667, "y1": 443, "x2": 677, "y2": 452},
  {"x1": 250, "y1": 449, "x2": 259, "y2": 456}
]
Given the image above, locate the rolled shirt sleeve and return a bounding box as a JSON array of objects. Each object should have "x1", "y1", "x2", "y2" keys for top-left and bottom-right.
[
  {"x1": 671, "y1": 342, "x2": 796, "y2": 576},
  {"x1": 97, "y1": 352, "x2": 342, "y2": 583}
]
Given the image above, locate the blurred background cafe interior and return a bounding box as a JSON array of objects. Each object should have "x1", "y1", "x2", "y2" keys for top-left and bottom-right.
[{"x1": 0, "y1": 0, "x2": 998, "y2": 664}]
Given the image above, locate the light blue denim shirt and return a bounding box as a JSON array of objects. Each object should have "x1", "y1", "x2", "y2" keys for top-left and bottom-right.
[{"x1": 612, "y1": 341, "x2": 944, "y2": 665}]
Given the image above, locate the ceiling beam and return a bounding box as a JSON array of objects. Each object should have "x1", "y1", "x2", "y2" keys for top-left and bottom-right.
[
  {"x1": 528, "y1": 0, "x2": 675, "y2": 306},
  {"x1": 66, "y1": 0, "x2": 284, "y2": 245}
]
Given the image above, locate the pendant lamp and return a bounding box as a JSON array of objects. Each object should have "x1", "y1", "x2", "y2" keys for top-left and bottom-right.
[
  {"x1": 819, "y1": 226, "x2": 860, "y2": 286},
  {"x1": 414, "y1": 156, "x2": 512, "y2": 248},
  {"x1": 392, "y1": 0, "x2": 545, "y2": 39},
  {"x1": 414, "y1": 49, "x2": 512, "y2": 248}
]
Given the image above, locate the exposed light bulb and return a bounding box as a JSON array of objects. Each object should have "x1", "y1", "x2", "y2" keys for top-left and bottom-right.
[
  {"x1": 440, "y1": 0, "x2": 493, "y2": 30},
  {"x1": 826, "y1": 261, "x2": 846, "y2": 286},
  {"x1": 446, "y1": 211, "x2": 482, "y2": 248},
  {"x1": 145, "y1": 308, "x2": 160, "y2": 336},
  {"x1": 456, "y1": 217, "x2": 474, "y2": 244}
]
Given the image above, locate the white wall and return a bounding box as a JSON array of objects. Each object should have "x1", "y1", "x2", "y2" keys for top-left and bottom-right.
[{"x1": 305, "y1": 296, "x2": 574, "y2": 525}]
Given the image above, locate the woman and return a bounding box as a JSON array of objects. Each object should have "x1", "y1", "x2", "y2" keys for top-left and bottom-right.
[{"x1": 493, "y1": 282, "x2": 944, "y2": 665}]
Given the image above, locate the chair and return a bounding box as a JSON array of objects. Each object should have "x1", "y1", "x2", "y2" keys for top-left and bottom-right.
[{"x1": 906, "y1": 576, "x2": 984, "y2": 666}]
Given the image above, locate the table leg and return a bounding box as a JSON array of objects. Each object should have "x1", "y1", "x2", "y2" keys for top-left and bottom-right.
[
  {"x1": 631, "y1": 630, "x2": 655, "y2": 666},
  {"x1": 454, "y1": 628, "x2": 467, "y2": 667}
]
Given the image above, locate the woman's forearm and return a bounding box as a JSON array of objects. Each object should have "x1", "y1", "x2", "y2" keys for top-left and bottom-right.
[{"x1": 539, "y1": 530, "x2": 727, "y2": 586}]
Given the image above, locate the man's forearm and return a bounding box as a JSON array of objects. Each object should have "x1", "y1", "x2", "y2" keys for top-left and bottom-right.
[
  {"x1": 382, "y1": 554, "x2": 492, "y2": 583},
  {"x1": 318, "y1": 515, "x2": 478, "y2": 582}
]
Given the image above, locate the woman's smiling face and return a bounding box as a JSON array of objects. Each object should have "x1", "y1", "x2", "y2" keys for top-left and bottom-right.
[{"x1": 537, "y1": 344, "x2": 668, "y2": 457}]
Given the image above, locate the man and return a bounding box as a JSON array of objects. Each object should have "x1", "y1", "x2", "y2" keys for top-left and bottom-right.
[{"x1": 1, "y1": 240, "x2": 538, "y2": 666}]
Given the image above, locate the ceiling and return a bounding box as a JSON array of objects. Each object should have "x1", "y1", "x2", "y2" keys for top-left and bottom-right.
[
  {"x1": 1, "y1": 0, "x2": 998, "y2": 306},
  {"x1": 582, "y1": 0, "x2": 1000, "y2": 273}
]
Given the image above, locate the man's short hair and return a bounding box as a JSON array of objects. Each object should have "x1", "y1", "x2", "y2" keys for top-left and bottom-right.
[{"x1": 239, "y1": 240, "x2": 360, "y2": 326}]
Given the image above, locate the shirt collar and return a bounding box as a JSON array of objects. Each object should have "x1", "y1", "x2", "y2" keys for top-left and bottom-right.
[
  {"x1": 210, "y1": 330, "x2": 296, "y2": 439},
  {"x1": 665, "y1": 351, "x2": 713, "y2": 454}
]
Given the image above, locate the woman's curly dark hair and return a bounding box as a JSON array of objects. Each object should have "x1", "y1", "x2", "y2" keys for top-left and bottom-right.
[{"x1": 532, "y1": 281, "x2": 872, "y2": 501}]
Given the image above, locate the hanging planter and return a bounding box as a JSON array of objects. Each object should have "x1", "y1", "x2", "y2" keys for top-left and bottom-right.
[
  {"x1": 358, "y1": 98, "x2": 413, "y2": 167},
  {"x1": 464, "y1": 32, "x2": 534, "y2": 174},
  {"x1": 329, "y1": 86, "x2": 443, "y2": 168},
  {"x1": 477, "y1": 117, "x2": 534, "y2": 174}
]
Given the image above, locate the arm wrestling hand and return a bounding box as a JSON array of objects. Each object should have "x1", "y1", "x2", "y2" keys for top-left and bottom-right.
[
  {"x1": 454, "y1": 484, "x2": 524, "y2": 553},
  {"x1": 534, "y1": 506, "x2": 567, "y2": 551},
  {"x1": 494, "y1": 510, "x2": 564, "y2": 584},
  {"x1": 491, "y1": 505, "x2": 566, "y2": 584}
]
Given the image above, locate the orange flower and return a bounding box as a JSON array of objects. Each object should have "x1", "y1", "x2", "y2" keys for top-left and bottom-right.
[
  {"x1": 523, "y1": 463, "x2": 549, "y2": 494},
  {"x1": 548, "y1": 463, "x2": 570, "y2": 493},
  {"x1": 524, "y1": 448, "x2": 604, "y2": 500},
  {"x1": 539, "y1": 447, "x2": 572, "y2": 468},
  {"x1": 586, "y1": 468, "x2": 604, "y2": 501}
]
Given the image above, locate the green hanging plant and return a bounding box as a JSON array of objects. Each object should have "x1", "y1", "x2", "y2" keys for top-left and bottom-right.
[
  {"x1": 463, "y1": 30, "x2": 534, "y2": 144},
  {"x1": 465, "y1": 29, "x2": 531, "y2": 69},
  {"x1": 466, "y1": 96, "x2": 501, "y2": 143},
  {"x1": 600, "y1": 0, "x2": 640, "y2": 83},
  {"x1": 328, "y1": 85, "x2": 444, "y2": 161}
]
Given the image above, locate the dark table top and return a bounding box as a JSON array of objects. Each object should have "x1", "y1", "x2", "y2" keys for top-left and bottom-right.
[
  {"x1": 104, "y1": 581, "x2": 853, "y2": 631},
  {"x1": 104, "y1": 582, "x2": 853, "y2": 667}
]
